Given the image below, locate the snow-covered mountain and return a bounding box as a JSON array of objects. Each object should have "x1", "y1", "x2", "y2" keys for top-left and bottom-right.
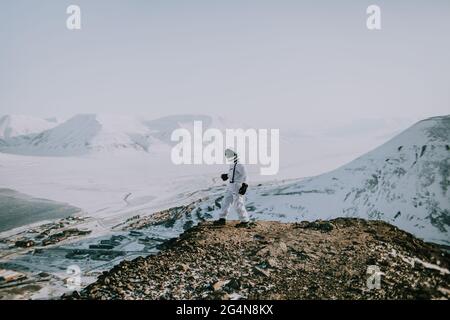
[
  {"x1": 237, "y1": 115, "x2": 449, "y2": 245},
  {"x1": 0, "y1": 115, "x2": 58, "y2": 140},
  {"x1": 0, "y1": 114, "x2": 237, "y2": 156}
]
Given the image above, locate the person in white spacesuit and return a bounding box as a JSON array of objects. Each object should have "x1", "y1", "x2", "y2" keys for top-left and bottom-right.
[{"x1": 214, "y1": 149, "x2": 250, "y2": 227}]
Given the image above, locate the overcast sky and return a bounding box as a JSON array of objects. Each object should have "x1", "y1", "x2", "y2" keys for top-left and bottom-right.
[{"x1": 1, "y1": 0, "x2": 449, "y2": 130}]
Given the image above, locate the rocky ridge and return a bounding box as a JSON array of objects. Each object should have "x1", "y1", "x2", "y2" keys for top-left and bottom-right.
[{"x1": 67, "y1": 218, "x2": 450, "y2": 300}]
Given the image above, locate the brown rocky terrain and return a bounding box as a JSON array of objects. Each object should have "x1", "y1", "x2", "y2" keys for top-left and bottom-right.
[{"x1": 67, "y1": 218, "x2": 450, "y2": 300}]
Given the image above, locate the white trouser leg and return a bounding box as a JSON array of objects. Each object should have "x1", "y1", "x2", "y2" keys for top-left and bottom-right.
[
  {"x1": 219, "y1": 191, "x2": 234, "y2": 219},
  {"x1": 234, "y1": 194, "x2": 249, "y2": 222}
]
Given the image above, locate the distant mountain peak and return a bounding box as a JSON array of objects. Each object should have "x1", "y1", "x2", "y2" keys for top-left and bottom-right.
[
  {"x1": 0, "y1": 113, "x2": 241, "y2": 156},
  {"x1": 0, "y1": 115, "x2": 59, "y2": 139}
]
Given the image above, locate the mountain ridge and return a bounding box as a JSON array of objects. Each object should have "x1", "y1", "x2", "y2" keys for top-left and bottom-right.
[{"x1": 0, "y1": 113, "x2": 246, "y2": 156}]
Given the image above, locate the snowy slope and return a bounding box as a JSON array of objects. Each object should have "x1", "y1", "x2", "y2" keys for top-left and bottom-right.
[
  {"x1": 238, "y1": 115, "x2": 449, "y2": 245},
  {"x1": 0, "y1": 115, "x2": 58, "y2": 139}
]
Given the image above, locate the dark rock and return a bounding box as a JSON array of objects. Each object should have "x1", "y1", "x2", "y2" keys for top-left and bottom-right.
[{"x1": 15, "y1": 239, "x2": 35, "y2": 248}]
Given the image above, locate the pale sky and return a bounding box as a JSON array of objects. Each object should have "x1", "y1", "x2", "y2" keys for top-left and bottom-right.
[{"x1": 0, "y1": 0, "x2": 449, "y2": 130}]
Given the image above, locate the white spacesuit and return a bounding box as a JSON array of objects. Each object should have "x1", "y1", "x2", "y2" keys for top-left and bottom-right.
[{"x1": 217, "y1": 149, "x2": 250, "y2": 225}]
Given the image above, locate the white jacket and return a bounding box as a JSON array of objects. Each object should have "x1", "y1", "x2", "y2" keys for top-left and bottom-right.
[{"x1": 226, "y1": 161, "x2": 247, "y2": 193}]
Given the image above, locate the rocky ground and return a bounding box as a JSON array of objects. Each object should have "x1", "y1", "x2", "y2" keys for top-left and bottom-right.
[{"x1": 66, "y1": 218, "x2": 450, "y2": 300}]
